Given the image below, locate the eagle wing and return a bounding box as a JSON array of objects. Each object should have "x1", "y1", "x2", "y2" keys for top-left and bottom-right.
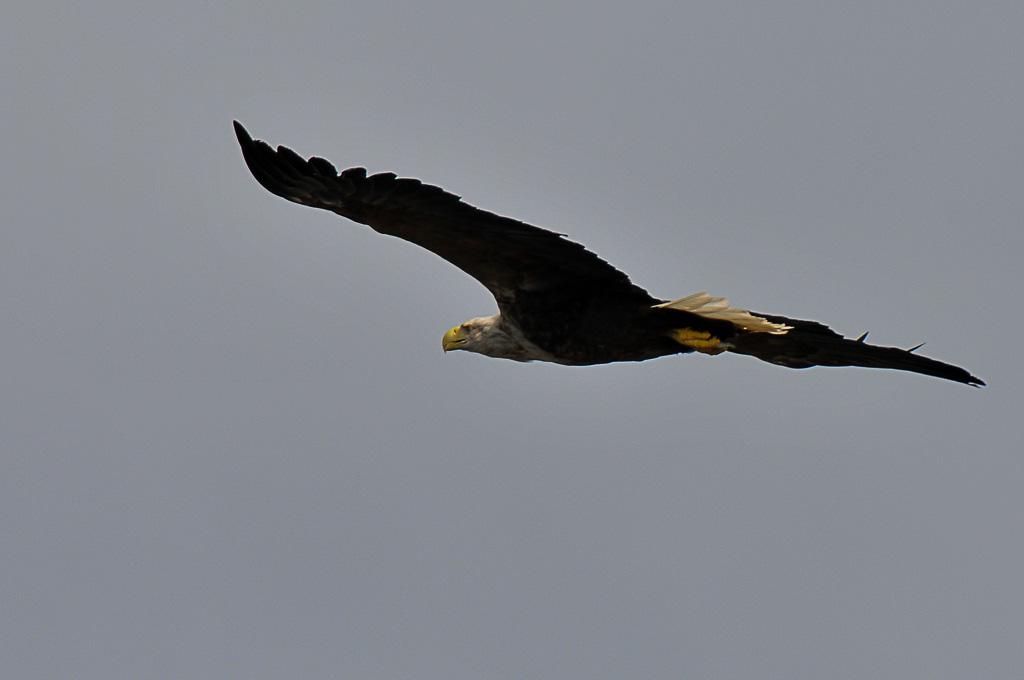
[{"x1": 234, "y1": 122, "x2": 655, "y2": 315}]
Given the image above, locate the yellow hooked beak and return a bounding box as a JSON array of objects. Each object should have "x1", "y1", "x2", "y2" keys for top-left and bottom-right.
[{"x1": 442, "y1": 325, "x2": 469, "y2": 352}]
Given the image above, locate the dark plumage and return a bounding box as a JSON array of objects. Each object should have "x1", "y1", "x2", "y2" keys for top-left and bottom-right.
[{"x1": 233, "y1": 121, "x2": 984, "y2": 386}]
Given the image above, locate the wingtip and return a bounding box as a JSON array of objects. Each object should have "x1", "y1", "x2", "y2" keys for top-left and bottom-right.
[{"x1": 232, "y1": 120, "x2": 251, "y2": 145}]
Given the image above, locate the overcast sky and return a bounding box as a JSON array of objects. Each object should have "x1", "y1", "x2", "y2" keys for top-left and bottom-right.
[{"x1": 2, "y1": 2, "x2": 1022, "y2": 678}]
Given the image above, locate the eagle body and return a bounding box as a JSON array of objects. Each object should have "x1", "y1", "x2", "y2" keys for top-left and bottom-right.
[
  {"x1": 234, "y1": 122, "x2": 984, "y2": 386},
  {"x1": 494, "y1": 290, "x2": 678, "y2": 365}
]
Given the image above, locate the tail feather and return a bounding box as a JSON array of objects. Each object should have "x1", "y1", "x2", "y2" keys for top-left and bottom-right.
[
  {"x1": 655, "y1": 292, "x2": 792, "y2": 334},
  {"x1": 730, "y1": 318, "x2": 985, "y2": 386}
]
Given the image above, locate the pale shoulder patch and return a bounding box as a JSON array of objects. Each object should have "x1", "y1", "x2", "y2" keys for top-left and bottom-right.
[{"x1": 654, "y1": 292, "x2": 792, "y2": 334}]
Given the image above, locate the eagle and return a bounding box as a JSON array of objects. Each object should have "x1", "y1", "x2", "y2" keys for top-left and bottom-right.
[{"x1": 233, "y1": 121, "x2": 983, "y2": 386}]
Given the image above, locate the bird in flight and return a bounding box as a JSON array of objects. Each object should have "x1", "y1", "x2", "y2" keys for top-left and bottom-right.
[{"x1": 233, "y1": 121, "x2": 983, "y2": 386}]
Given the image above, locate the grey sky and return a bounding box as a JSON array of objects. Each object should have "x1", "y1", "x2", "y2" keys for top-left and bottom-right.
[{"x1": 2, "y1": 1, "x2": 1022, "y2": 678}]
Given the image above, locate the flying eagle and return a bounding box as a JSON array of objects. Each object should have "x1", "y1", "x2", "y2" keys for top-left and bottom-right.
[{"x1": 233, "y1": 121, "x2": 983, "y2": 386}]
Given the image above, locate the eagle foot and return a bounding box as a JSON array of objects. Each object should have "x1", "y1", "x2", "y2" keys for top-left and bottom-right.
[{"x1": 669, "y1": 328, "x2": 726, "y2": 355}]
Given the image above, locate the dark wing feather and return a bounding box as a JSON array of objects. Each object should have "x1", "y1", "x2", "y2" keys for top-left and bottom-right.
[
  {"x1": 732, "y1": 314, "x2": 984, "y2": 386},
  {"x1": 234, "y1": 122, "x2": 654, "y2": 314}
]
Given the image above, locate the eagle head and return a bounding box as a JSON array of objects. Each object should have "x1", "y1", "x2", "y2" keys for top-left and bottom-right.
[{"x1": 441, "y1": 316, "x2": 532, "y2": 361}]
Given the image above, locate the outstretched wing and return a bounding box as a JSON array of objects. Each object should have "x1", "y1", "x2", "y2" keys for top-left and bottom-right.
[
  {"x1": 233, "y1": 122, "x2": 654, "y2": 313},
  {"x1": 730, "y1": 314, "x2": 985, "y2": 386}
]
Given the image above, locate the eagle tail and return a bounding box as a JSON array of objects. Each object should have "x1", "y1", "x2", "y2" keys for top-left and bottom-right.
[
  {"x1": 655, "y1": 292, "x2": 792, "y2": 334},
  {"x1": 728, "y1": 318, "x2": 985, "y2": 386}
]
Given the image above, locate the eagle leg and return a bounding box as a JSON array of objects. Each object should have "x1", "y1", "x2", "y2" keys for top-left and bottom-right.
[{"x1": 669, "y1": 328, "x2": 728, "y2": 355}]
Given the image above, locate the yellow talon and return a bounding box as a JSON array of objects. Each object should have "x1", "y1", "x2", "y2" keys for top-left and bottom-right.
[{"x1": 669, "y1": 328, "x2": 726, "y2": 355}]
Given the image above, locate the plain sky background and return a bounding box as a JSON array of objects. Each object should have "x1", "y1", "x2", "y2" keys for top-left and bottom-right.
[{"x1": 2, "y1": 1, "x2": 1022, "y2": 678}]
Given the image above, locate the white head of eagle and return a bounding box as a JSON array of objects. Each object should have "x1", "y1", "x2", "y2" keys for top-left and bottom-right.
[{"x1": 441, "y1": 316, "x2": 536, "y2": 362}]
